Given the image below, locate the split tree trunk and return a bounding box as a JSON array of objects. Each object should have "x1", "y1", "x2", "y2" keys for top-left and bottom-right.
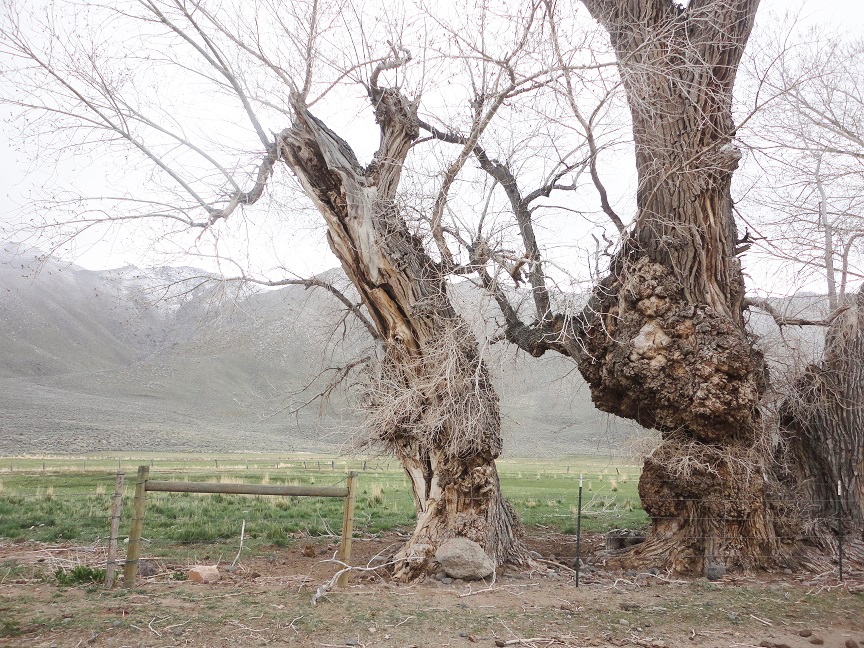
[
  {"x1": 574, "y1": 0, "x2": 792, "y2": 573},
  {"x1": 278, "y1": 87, "x2": 525, "y2": 580},
  {"x1": 779, "y1": 289, "x2": 864, "y2": 564}
]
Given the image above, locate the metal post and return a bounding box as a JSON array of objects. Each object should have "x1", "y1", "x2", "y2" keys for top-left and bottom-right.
[
  {"x1": 575, "y1": 474, "x2": 583, "y2": 587},
  {"x1": 105, "y1": 473, "x2": 125, "y2": 588},
  {"x1": 337, "y1": 472, "x2": 358, "y2": 587},
  {"x1": 123, "y1": 465, "x2": 149, "y2": 587},
  {"x1": 837, "y1": 479, "x2": 844, "y2": 582}
]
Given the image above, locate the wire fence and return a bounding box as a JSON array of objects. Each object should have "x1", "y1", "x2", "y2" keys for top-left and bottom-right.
[{"x1": 0, "y1": 457, "x2": 856, "y2": 584}]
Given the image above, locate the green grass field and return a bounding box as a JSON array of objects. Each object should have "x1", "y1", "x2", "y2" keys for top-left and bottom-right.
[{"x1": 0, "y1": 453, "x2": 646, "y2": 558}]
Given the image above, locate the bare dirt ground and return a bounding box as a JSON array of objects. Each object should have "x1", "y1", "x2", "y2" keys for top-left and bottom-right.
[{"x1": 1, "y1": 532, "x2": 862, "y2": 648}]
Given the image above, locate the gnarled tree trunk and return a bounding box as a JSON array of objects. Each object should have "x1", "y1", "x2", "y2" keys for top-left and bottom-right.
[
  {"x1": 572, "y1": 0, "x2": 792, "y2": 573},
  {"x1": 779, "y1": 289, "x2": 864, "y2": 564},
  {"x1": 279, "y1": 86, "x2": 525, "y2": 580}
]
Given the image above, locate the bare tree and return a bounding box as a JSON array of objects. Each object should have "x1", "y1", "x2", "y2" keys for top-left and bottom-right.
[
  {"x1": 1, "y1": 0, "x2": 611, "y2": 578},
  {"x1": 470, "y1": 0, "x2": 864, "y2": 573},
  {"x1": 739, "y1": 26, "x2": 864, "y2": 559},
  {"x1": 454, "y1": 0, "x2": 811, "y2": 575}
]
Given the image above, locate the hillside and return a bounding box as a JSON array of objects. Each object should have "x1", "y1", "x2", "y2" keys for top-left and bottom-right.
[{"x1": 0, "y1": 245, "x2": 643, "y2": 457}]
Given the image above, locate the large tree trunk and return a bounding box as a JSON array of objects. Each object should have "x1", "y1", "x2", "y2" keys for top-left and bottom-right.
[
  {"x1": 779, "y1": 289, "x2": 864, "y2": 565},
  {"x1": 278, "y1": 87, "x2": 525, "y2": 580},
  {"x1": 574, "y1": 0, "x2": 794, "y2": 573}
]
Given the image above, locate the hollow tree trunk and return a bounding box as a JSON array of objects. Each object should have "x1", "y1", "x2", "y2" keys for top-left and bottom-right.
[
  {"x1": 574, "y1": 0, "x2": 793, "y2": 573},
  {"x1": 779, "y1": 289, "x2": 864, "y2": 564},
  {"x1": 278, "y1": 88, "x2": 525, "y2": 580}
]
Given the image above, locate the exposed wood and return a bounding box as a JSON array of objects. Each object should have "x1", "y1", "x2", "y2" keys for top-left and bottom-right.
[
  {"x1": 104, "y1": 472, "x2": 125, "y2": 589},
  {"x1": 336, "y1": 471, "x2": 358, "y2": 587},
  {"x1": 144, "y1": 481, "x2": 349, "y2": 498},
  {"x1": 278, "y1": 68, "x2": 527, "y2": 578},
  {"x1": 123, "y1": 465, "x2": 149, "y2": 588}
]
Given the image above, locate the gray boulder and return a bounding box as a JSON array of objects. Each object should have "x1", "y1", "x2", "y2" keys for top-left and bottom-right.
[
  {"x1": 605, "y1": 529, "x2": 647, "y2": 551},
  {"x1": 705, "y1": 563, "x2": 726, "y2": 581},
  {"x1": 434, "y1": 538, "x2": 495, "y2": 580}
]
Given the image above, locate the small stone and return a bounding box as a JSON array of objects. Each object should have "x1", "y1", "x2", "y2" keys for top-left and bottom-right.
[
  {"x1": 799, "y1": 630, "x2": 813, "y2": 638},
  {"x1": 809, "y1": 638, "x2": 824, "y2": 645},
  {"x1": 345, "y1": 641, "x2": 359, "y2": 647},
  {"x1": 496, "y1": 641, "x2": 507, "y2": 647},
  {"x1": 775, "y1": 643, "x2": 792, "y2": 648},
  {"x1": 783, "y1": 568, "x2": 793, "y2": 575},
  {"x1": 302, "y1": 545, "x2": 316, "y2": 558},
  {"x1": 435, "y1": 538, "x2": 494, "y2": 580},
  {"x1": 187, "y1": 565, "x2": 220, "y2": 583},
  {"x1": 138, "y1": 560, "x2": 159, "y2": 577},
  {"x1": 845, "y1": 641, "x2": 859, "y2": 648},
  {"x1": 705, "y1": 563, "x2": 726, "y2": 581},
  {"x1": 619, "y1": 619, "x2": 630, "y2": 627},
  {"x1": 620, "y1": 602, "x2": 641, "y2": 611},
  {"x1": 441, "y1": 577, "x2": 453, "y2": 584},
  {"x1": 759, "y1": 641, "x2": 773, "y2": 647}
]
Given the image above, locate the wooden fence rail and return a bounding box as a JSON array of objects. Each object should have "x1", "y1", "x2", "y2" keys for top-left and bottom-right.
[{"x1": 121, "y1": 465, "x2": 357, "y2": 588}]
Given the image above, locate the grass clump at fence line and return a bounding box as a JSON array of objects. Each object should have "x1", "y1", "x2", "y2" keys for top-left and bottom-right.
[
  {"x1": 53, "y1": 564, "x2": 105, "y2": 586},
  {"x1": 0, "y1": 453, "x2": 647, "y2": 553}
]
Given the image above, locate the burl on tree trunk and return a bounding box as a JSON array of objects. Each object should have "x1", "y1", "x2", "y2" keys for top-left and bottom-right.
[
  {"x1": 574, "y1": 0, "x2": 796, "y2": 573},
  {"x1": 278, "y1": 83, "x2": 526, "y2": 579}
]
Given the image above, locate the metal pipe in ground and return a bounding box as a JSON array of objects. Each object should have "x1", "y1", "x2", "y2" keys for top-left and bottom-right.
[
  {"x1": 575, "y1": 474, "x2": 583, "y2": 588},
  {"x1": 838, "y1": 479, "x2": 844, "y2": 582}
]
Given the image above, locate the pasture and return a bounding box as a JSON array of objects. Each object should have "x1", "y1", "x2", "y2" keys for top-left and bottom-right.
[{"x1": 0, "y1": 454, "x2": 862, "y2": 648}]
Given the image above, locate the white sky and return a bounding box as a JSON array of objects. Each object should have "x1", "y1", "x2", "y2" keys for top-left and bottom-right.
[{"x1": 1, "y1": 0, "x2": 863, "y2": 286}]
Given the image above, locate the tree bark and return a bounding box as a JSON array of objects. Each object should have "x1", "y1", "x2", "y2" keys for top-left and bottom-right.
[
  {"x1": 779, "y1": 289, "x2": 864, "y2": 564},
  {"x1": 278, "y1": 87, "x2": 525, "y2": 580},
  {"x1": 571, "y1": 0, "x2": 793, "y2": 573}
]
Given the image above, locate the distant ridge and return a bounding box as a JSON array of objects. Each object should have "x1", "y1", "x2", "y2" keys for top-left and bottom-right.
[{"x1": 2, "y1": 244, "x2": 825, "y2": 457}]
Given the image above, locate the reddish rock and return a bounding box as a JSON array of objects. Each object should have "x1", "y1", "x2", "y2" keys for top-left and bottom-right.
[{"x1": 187, "y1": 565, "x2": 220, "y2": 583}]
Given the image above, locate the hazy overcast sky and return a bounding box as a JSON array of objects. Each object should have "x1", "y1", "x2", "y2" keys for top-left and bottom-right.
[{"x1": 1, "y1": 0, "x2": 863, "y2": 277}]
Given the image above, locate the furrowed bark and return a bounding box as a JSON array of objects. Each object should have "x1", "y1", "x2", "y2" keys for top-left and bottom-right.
[
  {"x1": 278, "y1": 86, "x2": 526, "y2": 580},
  {"x1": 573, "y1": 0, "x2": 790, "y2": 574},
  {"x1": 779, "y1": 288, "x2": 864, "y2": 564}
]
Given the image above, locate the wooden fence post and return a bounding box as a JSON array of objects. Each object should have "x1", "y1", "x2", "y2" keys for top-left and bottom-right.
[
  {"x1": 336, "y1": 472, "x2": 358, "y2": 588},
  {"x1": 123, "y1": 465, "x2": 149, "y2": 588},
  {"x1": 104, "y1": 472, "x2": 125, "y2": 588}
]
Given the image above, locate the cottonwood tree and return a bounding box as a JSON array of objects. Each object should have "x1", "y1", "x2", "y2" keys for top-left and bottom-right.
[
  {"x1": 0, "y1": 0, "x2": 609, "y2": 578},
  {"x1": 7, "y1": 0, "x2": 859, "y2": 578},
  {"x1": 739, "y1": 28, "x2": 864, "y2": 558},
  {"x1": 472, "y1": 0, "x2": 864, "y2": 573},
  {"x1": 452, "y1": 0, "x2": 827, "y2": 574}
]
